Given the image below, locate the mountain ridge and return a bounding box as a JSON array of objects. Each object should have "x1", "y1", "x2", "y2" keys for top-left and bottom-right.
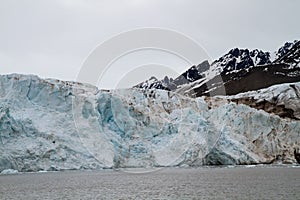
[{"x1": 135, "y1": 40, "x2": 300, "y2": 97}]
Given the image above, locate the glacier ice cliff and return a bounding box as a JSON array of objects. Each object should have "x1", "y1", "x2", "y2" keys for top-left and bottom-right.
[{"x1": 0, "y1": 74, "x2": 299, "y2": 172}]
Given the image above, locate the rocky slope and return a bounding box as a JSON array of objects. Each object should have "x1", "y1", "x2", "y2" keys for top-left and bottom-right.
[{"x1": 1, "y1": 74, "x2": 300, "y2": 172}]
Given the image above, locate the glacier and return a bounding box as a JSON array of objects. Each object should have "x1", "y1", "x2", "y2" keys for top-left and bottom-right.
[{"x1": 0, "y1": 74, "x2": 299, "y2": 172}]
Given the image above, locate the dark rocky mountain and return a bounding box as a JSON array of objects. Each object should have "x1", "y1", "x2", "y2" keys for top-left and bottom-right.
[
  {"x1": 210, "y1": 48, "x2": 271, "y2": 74},
  {"x1": 137, "y1": 76, "x2": 172, "y2": 91},
  {"x1": 273, "y1": 40, "x2": 300, "y2": 66},
  {"x1": 135, "y1": 60, "x2": 210, "y2": 91},
  {"x1": 135, "y1": 40, "x2": 300, "y2": 97}
]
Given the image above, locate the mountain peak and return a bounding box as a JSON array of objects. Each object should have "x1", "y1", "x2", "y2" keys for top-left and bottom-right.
[
  {"x1": 274, "y1": 40, "x2": 300, "y2": 67},
  {"x1": 211, "y1": 48, "x2": 271, "y2": 73}
]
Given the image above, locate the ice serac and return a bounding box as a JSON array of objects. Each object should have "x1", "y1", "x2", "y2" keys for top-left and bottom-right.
[{"x1": 0, "y1": 74, "x2": 300, "y2": 172}]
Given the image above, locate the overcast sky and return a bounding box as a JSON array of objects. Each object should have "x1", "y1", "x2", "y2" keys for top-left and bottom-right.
[{"x1": 0, "y1": 0, "x2": 299, "y2": 88}]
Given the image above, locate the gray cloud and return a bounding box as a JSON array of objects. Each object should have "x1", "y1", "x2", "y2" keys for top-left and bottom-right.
[{"x1": 0, "y1": 0, "x2": 299, "y2": 88}]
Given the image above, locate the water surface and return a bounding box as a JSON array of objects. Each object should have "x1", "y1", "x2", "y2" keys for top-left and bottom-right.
[{"x1": 0, "y1": 166, "x2": 299, "y2": 199}]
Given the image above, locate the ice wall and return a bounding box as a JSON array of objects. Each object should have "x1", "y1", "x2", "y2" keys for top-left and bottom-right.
[{"x1": 0, "y1": 74, "x2": 299, "y2": 172}]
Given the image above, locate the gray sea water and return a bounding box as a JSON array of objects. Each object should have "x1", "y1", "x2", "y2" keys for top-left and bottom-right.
[{"x1": 0, "y1": 166, "x2": 299, "y2": 199}]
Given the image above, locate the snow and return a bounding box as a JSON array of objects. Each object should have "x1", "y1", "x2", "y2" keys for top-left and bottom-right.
[{"x1": 0, "y1": 74, "x2": 300, "y2": 172}]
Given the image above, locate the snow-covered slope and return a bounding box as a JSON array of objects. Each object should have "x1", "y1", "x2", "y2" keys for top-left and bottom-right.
[
  {"x1": 225, "y1": 82, "x2": 300, "y2": 120},
  {"x1": 1, "y1": 74, "x2": 300, "y2": 172}
]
